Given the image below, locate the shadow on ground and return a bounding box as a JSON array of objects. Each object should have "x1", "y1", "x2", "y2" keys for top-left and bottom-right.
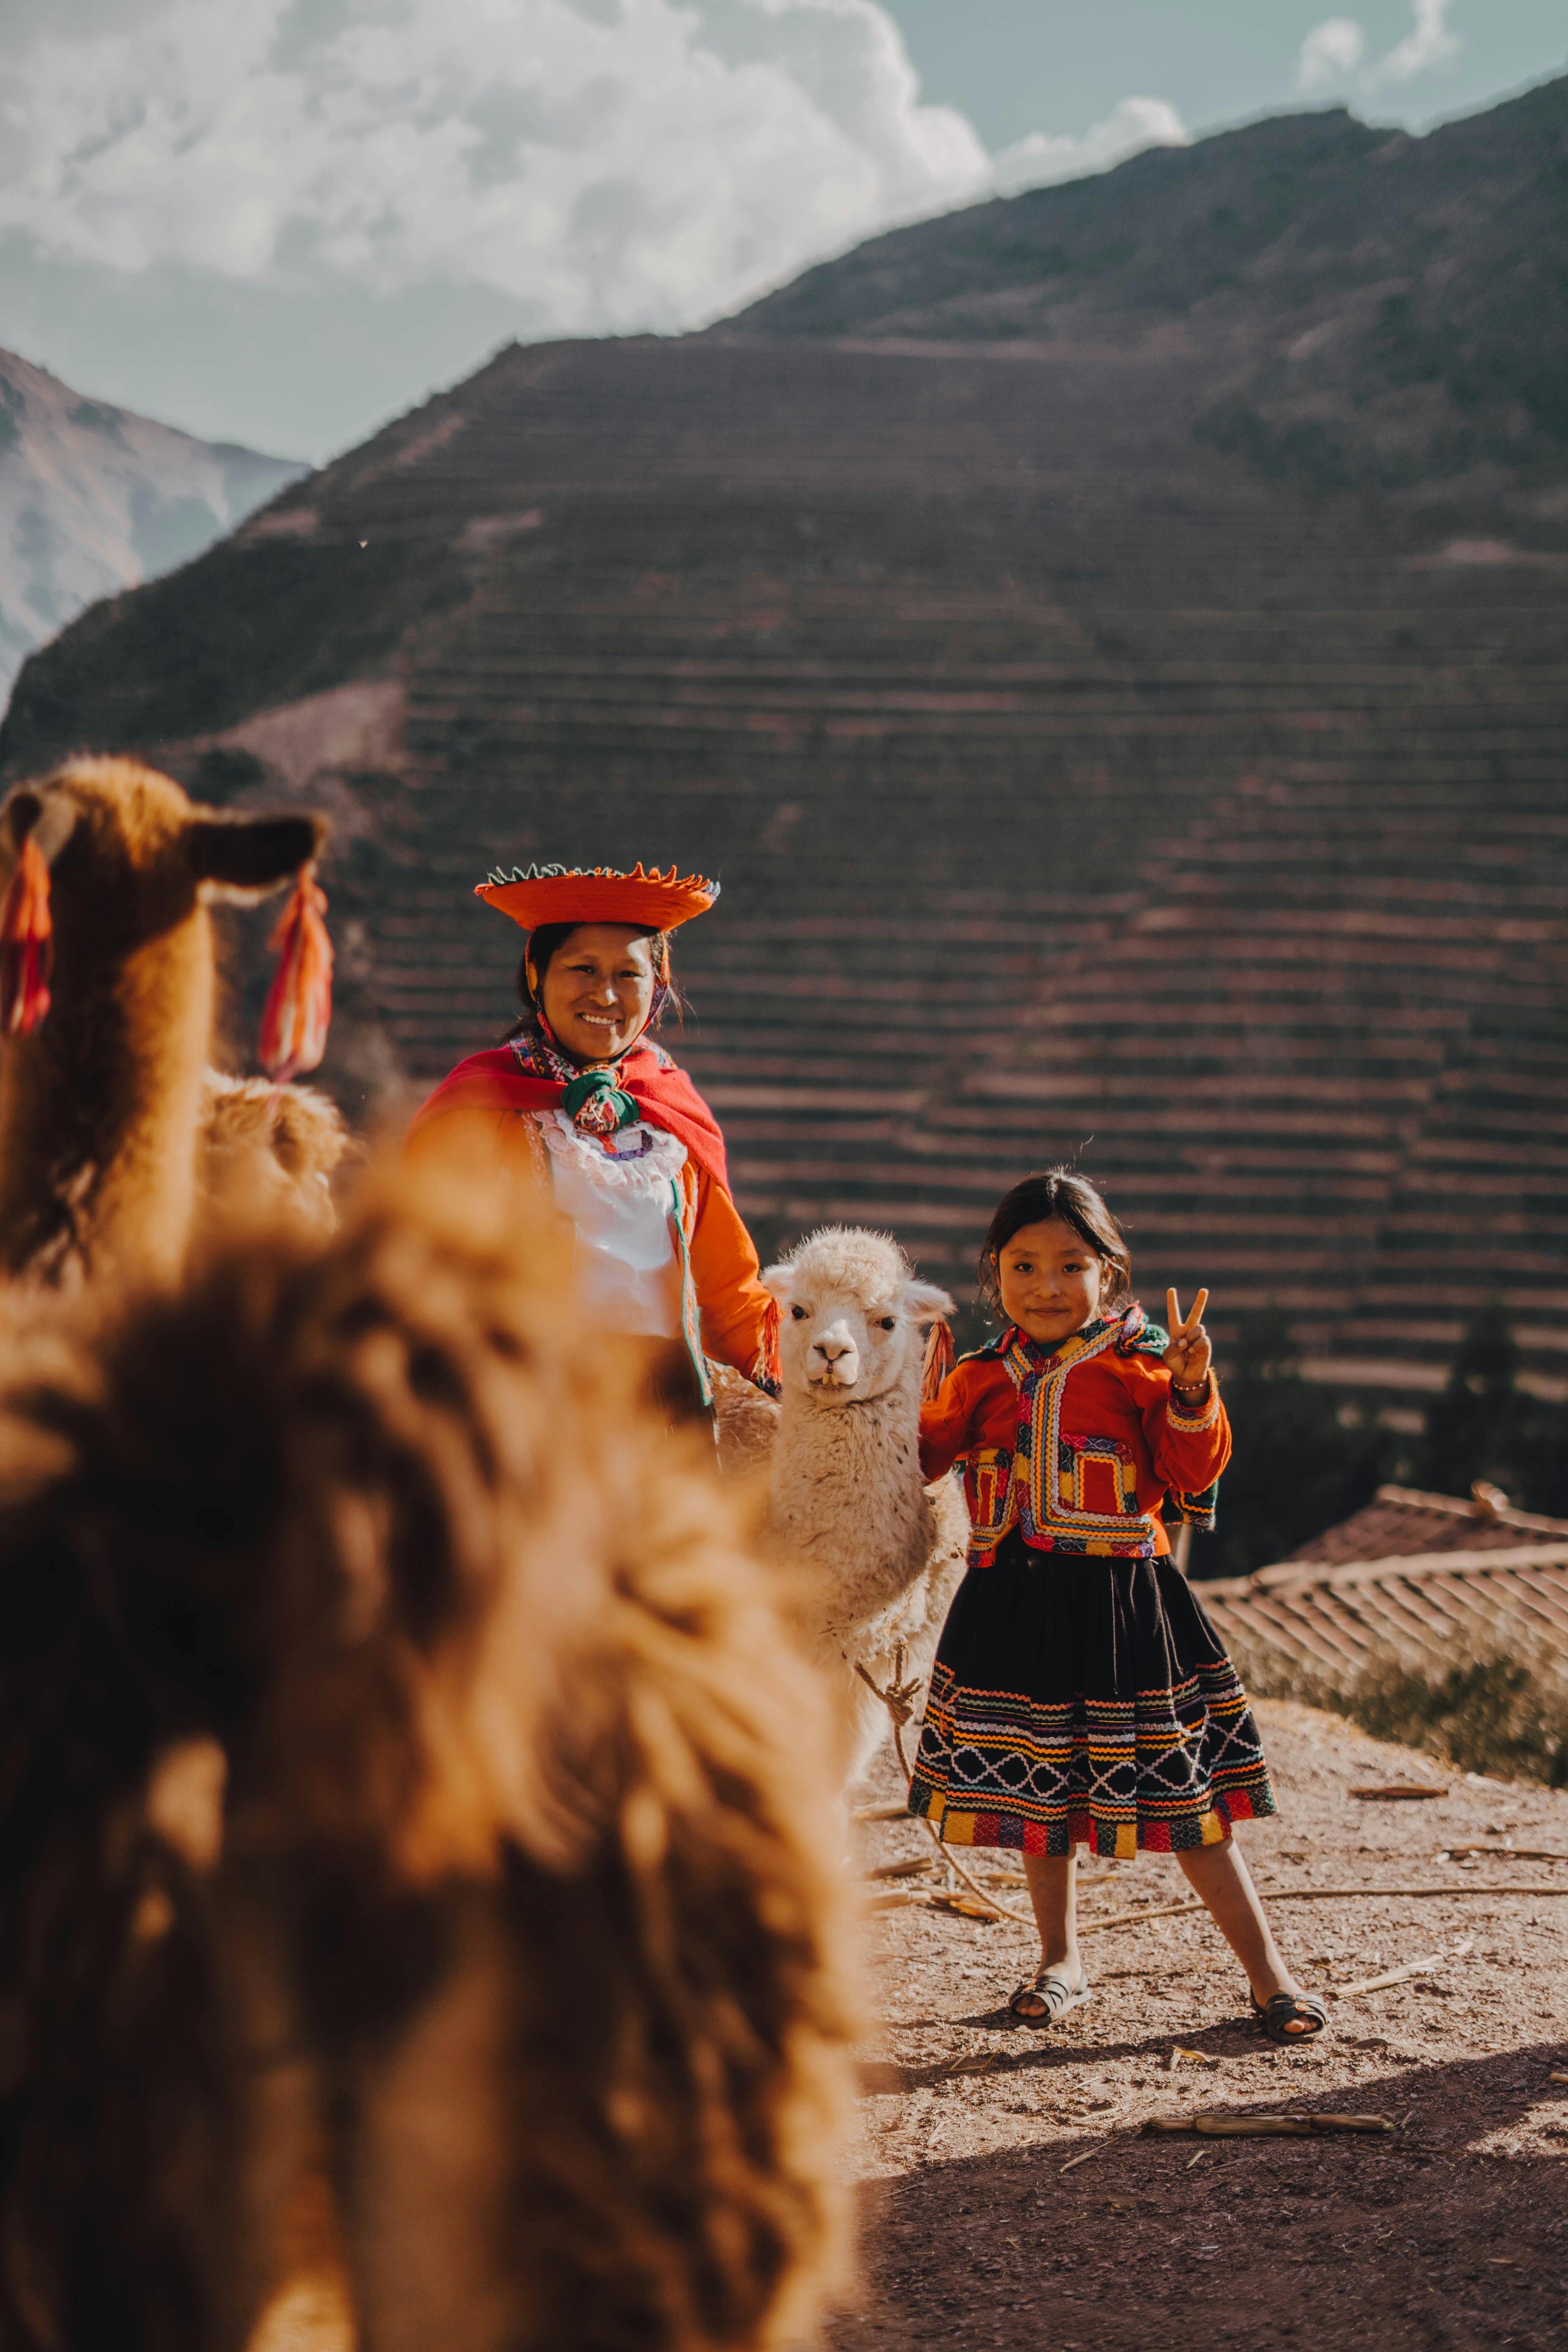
[{"x1": 835, "y1": 2040, "x2": 1568, "y2": 2351}]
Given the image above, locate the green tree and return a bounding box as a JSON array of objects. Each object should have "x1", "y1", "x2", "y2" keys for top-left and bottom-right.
[
  {"x1": 1408, "y1": 1304, "x2": 1568, "y2": 1520},
  {"x1": 1190, "y1": 1310, "x2": 1393, "y2": 1581},
  {"x1": 1412, "y1": 1303, "x2": 1531, "y2": 1501}
]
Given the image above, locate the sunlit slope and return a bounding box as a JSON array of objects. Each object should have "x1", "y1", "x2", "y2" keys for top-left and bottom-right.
[
  {"x1": 734, "y1": 81, "x2": 1568, "y2": 513},
  {"x1": 1, "y1": 86, "x2": 1565, "y2": 1418}
]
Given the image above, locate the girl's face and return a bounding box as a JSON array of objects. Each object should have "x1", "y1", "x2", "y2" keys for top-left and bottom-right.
[
  {"x1": 995, "y1": 1218, "x2": 1105, "y2": 1347},
  {"x1": 539, "y1": 924, "x2": 657, "y2": 1062}
]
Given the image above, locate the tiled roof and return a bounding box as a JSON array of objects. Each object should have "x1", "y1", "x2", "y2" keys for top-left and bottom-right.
[
  {"x1": 1203, "y1": 1524, "x2": 1568, "y2": 1693},
  {"x1": 1289, "y1": 1483, "x2": 1568, "y2": 1564}
]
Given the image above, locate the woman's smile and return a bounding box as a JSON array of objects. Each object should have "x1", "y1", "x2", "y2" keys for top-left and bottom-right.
[{"x1": 539, "y1": 924, "x2": 659, "y2": 1062}]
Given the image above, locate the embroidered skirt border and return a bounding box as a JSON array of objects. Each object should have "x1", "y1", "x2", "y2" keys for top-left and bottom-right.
[{"x1": 906, "y1": 1536, "x2": 1277, "y2": 1859}]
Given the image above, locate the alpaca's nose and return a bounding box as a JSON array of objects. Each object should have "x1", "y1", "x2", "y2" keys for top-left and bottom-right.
[{"x1": 814, "y1": 1336, "x2": 853, "y2": 1362}]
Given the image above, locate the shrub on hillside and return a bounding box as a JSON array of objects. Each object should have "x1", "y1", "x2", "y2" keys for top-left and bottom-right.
[{"x1": 1229, "y1": 1621, "x2": 1568, "y2": 1790}]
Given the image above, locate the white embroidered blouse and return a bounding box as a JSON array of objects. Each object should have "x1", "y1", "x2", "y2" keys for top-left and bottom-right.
[{"x1": 532, "y1": 1107, "x2": 688, "y2": 1339}]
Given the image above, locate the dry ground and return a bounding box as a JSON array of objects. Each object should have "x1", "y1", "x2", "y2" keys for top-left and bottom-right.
[{"x1": 830, "y1": 1699, "x2": 1568, "y2": 2352}]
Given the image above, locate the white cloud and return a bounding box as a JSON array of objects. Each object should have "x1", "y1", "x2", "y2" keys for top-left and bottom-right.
[
  {"x1": 0, "y1": 0, "x2": 1187, "y2": 339},
  {"x1": 992, "y1": 97, "x2": 1190, "y2": 200},
  {"x1": 1296, "y1": 17, "x2": 1367, "y2": 94},
  {"x1": 1295, "y1": 0, "x2": 1460, "y2": 99},
  {"x1": 1370, "y1": 0, "x2": 1461, "y2": 86}
]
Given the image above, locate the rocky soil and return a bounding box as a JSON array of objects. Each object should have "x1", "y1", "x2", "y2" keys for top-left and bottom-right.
[{"x1": 831, "y1": 1699, "x2": 1568, "y2": 2351}]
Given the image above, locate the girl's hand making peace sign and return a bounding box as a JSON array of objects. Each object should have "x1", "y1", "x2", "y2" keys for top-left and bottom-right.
[{"x1": 1163, "y1": 1287, "x2": 1212, "y2": 1393}]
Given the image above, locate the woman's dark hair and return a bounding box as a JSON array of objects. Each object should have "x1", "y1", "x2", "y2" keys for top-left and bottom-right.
[
  {"x1": 503, "y1": 921, "x2": 678, "y2": 1045},
  {"x1": 977, "y1": 1170, "x2": 1131, "y2": 1316}
]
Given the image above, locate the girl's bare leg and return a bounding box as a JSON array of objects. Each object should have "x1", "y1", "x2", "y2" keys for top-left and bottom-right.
[
  {"x1": 1176, "y1": 1839, "x2": 1313, "y2": 2025},
  {"x1": 1011, "y1": 1851, "x2": 1081, "y2": 2015}
]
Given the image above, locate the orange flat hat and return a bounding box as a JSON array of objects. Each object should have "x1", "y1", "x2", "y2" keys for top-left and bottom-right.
[{"x1": 474, "y1": 861, "x2": 719, "y2": 933}]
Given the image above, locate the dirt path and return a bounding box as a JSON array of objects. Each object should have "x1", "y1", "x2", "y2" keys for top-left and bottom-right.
[{"x1": 833, "y1": 1700, "x2": 1568, "y2": 2351}]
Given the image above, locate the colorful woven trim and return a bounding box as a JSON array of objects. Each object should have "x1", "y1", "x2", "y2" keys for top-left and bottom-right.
[
  {"x1": 1167, "y1": 1377, "x2": 1221, "y2": 1433},
  {"x1": 960, "y1": 1448, "x2": 1018, "y2": 1564},
  {"x1": 1003, "y1": 1310, "x2": 1162, "y2": 1558},
  {"x1": 909, "y1": 1654, "x2": 1277, "y2": 1857},
  {"x1": 476, "y1": 862, "x2": 719, "y2": 933}
]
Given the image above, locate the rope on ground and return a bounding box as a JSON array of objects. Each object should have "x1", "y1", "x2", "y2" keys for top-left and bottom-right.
[{"x1": 855, "y1": 1647, "x2": 1037, "y2": 1926}]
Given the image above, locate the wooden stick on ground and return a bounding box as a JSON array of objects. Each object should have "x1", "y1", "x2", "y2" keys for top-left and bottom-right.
[
  {"x1": 1333, "y1": 1941, "x2": 1472, "y2": 1999},
  {"x1": 1350, "y1": 1784, "x2": 1449, "y2": 1800},
  {"x1": 1442, "y1": 1845, "x2": 1568, "y2": 1862}
]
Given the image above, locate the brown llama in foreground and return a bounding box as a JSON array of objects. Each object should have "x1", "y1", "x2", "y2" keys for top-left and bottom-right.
[
  {"x1": 0, "y1": 1154, "x2": 859, "y2": 2352},
  {"x1": 0, "y1": 756, "x2": 345, "y2": 1282}
]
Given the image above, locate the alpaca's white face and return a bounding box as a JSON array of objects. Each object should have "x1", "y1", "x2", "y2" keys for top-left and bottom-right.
[{"x1": 764, "y1": 1240, "x2": 953, "y2": 1407}]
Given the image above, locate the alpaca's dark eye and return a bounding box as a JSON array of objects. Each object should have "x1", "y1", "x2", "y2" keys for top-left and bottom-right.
[
  {"x1": 791, "y1": 1304, "x2": 807, "y2": 1320},
  {"x1": 878, "y1": 1316, "x2": 897, "y2": 1331}
]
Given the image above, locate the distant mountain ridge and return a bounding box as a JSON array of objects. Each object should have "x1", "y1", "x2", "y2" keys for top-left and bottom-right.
[
  {"x1": 0, "y1": 348, "x2": 305, "y2": 708},
  {"x1": 729, "y1": 77, "x2": 1568, "y2": 511}
]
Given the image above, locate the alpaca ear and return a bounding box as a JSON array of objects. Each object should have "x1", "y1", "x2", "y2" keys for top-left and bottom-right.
[
  {"x1": 187, "y1": 812, "x2": 328, "y2": 903},
  {"x1": 759, "y1": 1264, "x2": 793, "y2": 1304},
  {"x1": 903, "y1": 1279, "x2": 956, "y2": 1327}
]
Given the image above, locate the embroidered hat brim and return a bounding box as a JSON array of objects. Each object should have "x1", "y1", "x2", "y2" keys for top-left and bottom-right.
[{"x1": 475, "y1": 862, "x2": 719, "y2": 933}]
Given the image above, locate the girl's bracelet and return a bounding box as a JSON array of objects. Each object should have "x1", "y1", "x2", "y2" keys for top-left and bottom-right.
[{"x1": 1172, "y1": 1375, "x2": 1212, "y2": 1402}]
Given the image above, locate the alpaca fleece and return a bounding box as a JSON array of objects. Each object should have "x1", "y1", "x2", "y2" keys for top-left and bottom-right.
[
  {"x1": 762, "y1": 1228, "x2": 969, "y2": 1785},
  {"x1": 0, "y1": 1155, "x2": 859, "y2": 2352}
]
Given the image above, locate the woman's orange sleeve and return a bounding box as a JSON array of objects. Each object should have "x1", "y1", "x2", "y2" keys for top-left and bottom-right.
[{"x1": 689, "y1": 1165, "x2": 780, "y2": 1389}]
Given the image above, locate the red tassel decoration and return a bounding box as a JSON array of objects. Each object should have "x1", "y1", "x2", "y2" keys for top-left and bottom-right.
[
  {"x1": 258, "y1": 865, "x2": 333, "y2": 1082},
  {"x1": 0, "y1": 837, "x2": 54, "y2": 1038},
  {"x1": 921, "y1": 1318, "x2": 955, "y2": 1403}
]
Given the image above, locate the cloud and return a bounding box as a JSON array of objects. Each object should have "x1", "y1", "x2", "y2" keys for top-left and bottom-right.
[
  {"x1": 1295, "y1": 0, "x2": 1460, "y2": 98},
  {"x1": 1296, "y1": 17, "x2": 1368, "y2": 94},
  {"x1": 992, "y1": 97, "x2": 1190, "y2": 200},
  {"x1": 0, "y1": 0, "x2": 1187, "y2": 340},
  {"x1": 1371, "y1": 0, "x2": 1461, "y2": 86}
]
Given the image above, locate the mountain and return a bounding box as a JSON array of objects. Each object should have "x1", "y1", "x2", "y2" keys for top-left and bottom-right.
[
  {"x1": 0, "y1": 347, "x2": 306, "y2": 707},
  {"x1": 1, "y1": 79, "x2": 1566, "y2": 1428},
  {"x1": 735, "y1": 82, "x2": 1568, "y2": 513}
]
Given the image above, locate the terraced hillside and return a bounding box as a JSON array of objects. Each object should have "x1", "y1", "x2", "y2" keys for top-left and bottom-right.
[{"x1": 2, "y1": 92, "x2": 1566, "y2": 1420}]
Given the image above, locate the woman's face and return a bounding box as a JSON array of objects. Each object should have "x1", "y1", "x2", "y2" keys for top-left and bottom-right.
[
  {"x1": 538, "y1": 924, "x2": 658, "y2": 1062},
  {"x1": 995, "y1": 1217, "x2": 1105, "y2": 1347}
]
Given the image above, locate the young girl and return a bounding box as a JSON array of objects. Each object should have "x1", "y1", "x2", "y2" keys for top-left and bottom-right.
[{"x1": 910, "y1": 1170, "x2": 1325, "y2": 2042}]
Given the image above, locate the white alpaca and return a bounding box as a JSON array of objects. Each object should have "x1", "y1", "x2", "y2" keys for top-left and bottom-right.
[{"x1": 760, "y1": 1228, "x2": 970, "y2": 1787}]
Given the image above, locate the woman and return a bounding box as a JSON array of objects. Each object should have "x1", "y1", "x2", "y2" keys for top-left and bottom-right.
[{"x1": 406, "y1": 861, "x2": 779, "y2": 1407}]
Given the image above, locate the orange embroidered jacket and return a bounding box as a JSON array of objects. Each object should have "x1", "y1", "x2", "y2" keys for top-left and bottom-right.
[
  {"x1": 406, "y1": 1103, "x2": 779, "y2": 1398},
  {"x1": 919, "y1": 1308, "x2": 1230, "y2": 1565}
]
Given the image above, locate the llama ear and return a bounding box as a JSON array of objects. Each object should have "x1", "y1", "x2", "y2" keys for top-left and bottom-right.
[
  {"x1": 903, "y1": 1279, "x2": 956, "y2": 1327},
  {"x1": 187, "y1": 812, "x2": 328, "y2": 904},
  {"x1": 3, "y1": 791, "x2": 76, "y2": 866},
  {"x1": 759, "y1": 1263, "x2": 793, "y2": 1304}
]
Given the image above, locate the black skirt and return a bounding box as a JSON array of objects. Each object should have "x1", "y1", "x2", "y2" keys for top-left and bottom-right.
[{"x1": 908, "y1": 1529, "x2": 1277, "y2": 1858}]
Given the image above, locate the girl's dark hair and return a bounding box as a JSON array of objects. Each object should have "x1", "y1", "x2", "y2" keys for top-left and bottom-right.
[
  {"x1": 503, "y1": 921, "x2": 678, "y2": 1045},
  {"x1": 978, "y1": 1170, "x2": 1131, "y2": 1316}
]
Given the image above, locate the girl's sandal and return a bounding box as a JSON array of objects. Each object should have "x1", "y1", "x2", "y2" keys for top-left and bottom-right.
[
  {"x1": 1007, "y1": 1969, "x2": 1093, "y2": 2028},
  {"x1": 1252, "y1": 1989, "x2": 1328, "y2": 2043}
]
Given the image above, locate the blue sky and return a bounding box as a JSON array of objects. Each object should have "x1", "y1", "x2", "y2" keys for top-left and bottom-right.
[
  {"x1": 883, "y1": 0, "x2": 1564, "y2": 149},
  {"x1": 0, "y1": 0, "x2": 1561, "y2": 462}
]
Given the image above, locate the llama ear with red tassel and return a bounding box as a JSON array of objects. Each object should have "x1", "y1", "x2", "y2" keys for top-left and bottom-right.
[
  {"x1": 0, "y1": 837, "x2": 54, "y2": 1037},
  {"x1": 0, "y1": 791, "x2": 79, "y2": 1039},
  {"x1": 258, "y1": 865, "x2": 334, "y2": 1083}
]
